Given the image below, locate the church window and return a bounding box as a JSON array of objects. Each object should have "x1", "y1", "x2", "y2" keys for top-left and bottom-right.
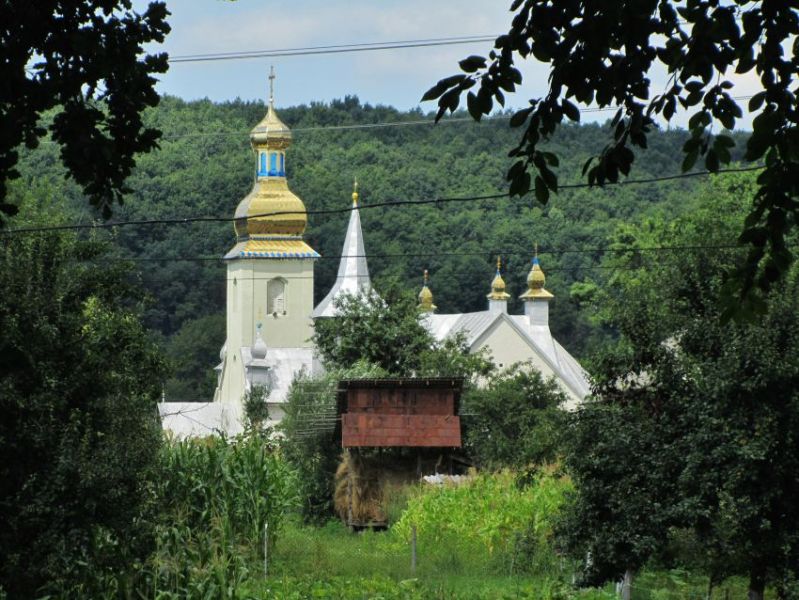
[
  {"x1": 279, "y1": 153, "x2": 285, "y2": 175},
  {"x1": 258, "y1": 152, "x2": 267, "y2": 176},
  {"x1": 267, "y1": 278, "x2": 286, "y2": 315},
  {"x1": 270, "y1": 152, "x2": 277, "y2": 175}
]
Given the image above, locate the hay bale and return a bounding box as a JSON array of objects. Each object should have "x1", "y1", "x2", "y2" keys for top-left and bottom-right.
[{"x1": 333, "y1": 451, "x2": 389, "y2": 525}]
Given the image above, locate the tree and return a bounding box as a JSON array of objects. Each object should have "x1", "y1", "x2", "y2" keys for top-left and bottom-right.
[
  {"x1": 559, "y1": 173, "x2": 799, "y2": 599},
  {"x1": 312, "y1": 287, "x2": 441, "y2": 375},
  {"x1": 424, "y1": 0, "x2": 799, "y2": 306},
  {"x1": 279, "y1": 362, "x2": 389, "y2": 522},
  {"x1": 462, "y1": 365, "x2": 568, "y2": 470},
  {"x1": 1, "y1": 1, "x2": 170, "y2": 222},
  {"x1": 0, "y1": 194, "x2": 167, "y2": 597}
]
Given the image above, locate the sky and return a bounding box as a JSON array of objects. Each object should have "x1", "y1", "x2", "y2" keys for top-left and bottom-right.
[{"x1": 136, "y1": 0, "x2": 762, "y2": 128}]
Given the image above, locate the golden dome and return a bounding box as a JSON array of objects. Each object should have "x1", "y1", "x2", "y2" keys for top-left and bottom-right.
[
  {"x1": 249, "y1": 102, "x2": 292, "y2": 148},
  {"x1": 487, "y1": 256, "x2": 511, "y2": 300},
  {"x1": 520, "y1": 251, "x2": 554, "y2": 300},
  {"x1": 418, "y1": 270, "x2": 437, "y2": 312},
  {"x1": 234, "y1": 68, "x2": 308, "y2": 240},
  {"x1": 352, "y1": 177, "x2": 359, "y2": 206}
]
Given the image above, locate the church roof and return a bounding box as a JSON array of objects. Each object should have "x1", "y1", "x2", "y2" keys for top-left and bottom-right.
[
  {"x1": 313, "y1": 181, "x2": 371, "y2": 317},
  {"x1": 422, "y1": 310, "x2": 590, "y2": 404},
  {"x1": 224, "y1": 238, "x2": 320, "y2": 260}
]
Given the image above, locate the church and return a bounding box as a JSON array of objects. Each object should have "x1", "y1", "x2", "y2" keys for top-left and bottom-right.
[{"x1": 159, "y1": 80, "x2": 590, "y2": 437}]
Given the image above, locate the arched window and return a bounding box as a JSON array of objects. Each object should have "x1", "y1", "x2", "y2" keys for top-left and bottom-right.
[
  {"x1": 279, "y1": 153, "x2": 285, "y2": 176},
  {"x1": 258, "y1": 152, "x2": 267, "y2": 176},
  {"x1": 267, "y1": 277, "x2": 286, "y2": 315},
  {"x1": 269, "y1": 152, "x2": 277, "y2": 175}
]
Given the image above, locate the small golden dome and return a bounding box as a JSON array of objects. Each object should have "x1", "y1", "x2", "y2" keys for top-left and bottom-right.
[
  {"x1": 418, "y1": 270, "x2": 437, "y2": 312},
  {"x1": 487, "y1": 256, "x2": 511, "y2": 300},
  {"x1": 520, "y1": 251, "x2": 554, "y2": 300},
  {"x1": 352, "y1": 177, "x2": 359, "y2": 206},
  {"x1": 249, "y1": 102, "x2": 292, "y2": 148}
]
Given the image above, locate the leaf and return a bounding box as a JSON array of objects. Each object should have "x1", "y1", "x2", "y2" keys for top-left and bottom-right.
[
  {"x1": 421, "y1": 82, "x2": 447, "y2": 102},
  {"x1": 562, "y1": 99, "x2": 580, "y2": 122},
  {"x1": 704, "y1": 148, "x2": 720, "y2": 172},
  {"x1": 682, "y1": 147, "x2": 699, "y2": 172},
  {"x1": 534, "y1": 175, "x2": 549, "y2": 204},
  {"x1": 467, "y1": 92, "x2": 482, "y2": 121},
  {"x1": 459, "y1": 55, "x2": 487, "y2": 73},
  {"x1": 748, "y1": 92, "x2": 767, "y2": 113},
  {"x1": 509, "y1": 107, "x2": 533, "y2": 128}
]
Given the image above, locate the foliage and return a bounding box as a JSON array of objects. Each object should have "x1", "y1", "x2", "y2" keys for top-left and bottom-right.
[
  {"x1": 393, "y1": 471, "x2": 571, "y2": 575},
  {"x1": 163, "y1": 313, "x2": 225, "y2": 401},
  {"x1": 0, "y1": 192, "x2": 167, "y2": 597},
  {"x1": 559, "y1": 173, "x2": 799, "y2": 598},
  {"x1": 1, "y1": 1, "x2": 170, "y2": 221},
  {"x1": 279, "y1": 361, "x2": 389, "y2": 522},
  {"x1": 313, "y1": 287, "x2": 435, "y2": 375},
  {"x1": 462, "y1": 365, "x2": 569, "y2": 470},
  {"x1": 425, "y1": 0, "x2": 799, "y2": 305},
  {"x1": 141, "y1": 434, "x2": 298, "y2": 597},
  {"x1": 243, "y1": 383, "x2": 271, "y2": 432},
  {"x1": 15, "y1": 95, "x2": 720, "y2": 391}
]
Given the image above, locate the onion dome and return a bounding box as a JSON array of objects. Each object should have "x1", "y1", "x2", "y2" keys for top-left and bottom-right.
[
  {"x1": 520, "y1": 247, "x2": 554, "y2": 300},
  {"x1": 487, "y1": 256, "x2": 511, "y2": 300},
  {"x1": 233, "y1": 67, "x2": 308, "y2": 239},
  {"x1": 252, "y1": 324, "x2": 267, "y2": 359},
  {"x1": 418, "y1": 270, "x2": 437, "y2": 313}
]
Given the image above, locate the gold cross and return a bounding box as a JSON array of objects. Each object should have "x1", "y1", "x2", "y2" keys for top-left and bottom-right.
[{"x1": 268, "y1": 66, "x2": 275, "y2": 105}]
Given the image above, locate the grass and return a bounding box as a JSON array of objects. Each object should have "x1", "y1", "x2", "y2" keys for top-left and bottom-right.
[{"x1": 263, "y1": 518, "x2": 766, "y2": 599}]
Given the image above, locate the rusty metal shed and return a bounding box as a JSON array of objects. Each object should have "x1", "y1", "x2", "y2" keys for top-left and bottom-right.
[{"x1": 337, "y1": 377, "x2": 463, "y2": 448}]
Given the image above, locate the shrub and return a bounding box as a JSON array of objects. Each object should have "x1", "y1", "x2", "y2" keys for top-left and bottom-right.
[{"x1": 392, "y1": 471, "x2": 571, "y2": 575}]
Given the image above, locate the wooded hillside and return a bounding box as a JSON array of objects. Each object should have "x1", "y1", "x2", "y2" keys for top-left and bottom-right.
[{"x1": 14, "y1": 96, "x2": 746, "y2": 399}]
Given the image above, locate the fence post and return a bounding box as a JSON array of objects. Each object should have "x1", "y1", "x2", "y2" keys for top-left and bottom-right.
[
  {"x1": 410, "y1": 524, "x2": 417, "y2": 575},
  {"x1": 264, "y1": 521, "x2": 269, "y2": 577},
  {"x1": 621, "y1": 569, "x2": 633, "y2": 600}
]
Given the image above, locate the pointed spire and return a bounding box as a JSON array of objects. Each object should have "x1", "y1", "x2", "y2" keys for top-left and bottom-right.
[
  {"x1": 312, "y1": 180, "x2": 372, "y2": 317},
  {"x1": 418, "y1": 269, "x2": 437, "y2": 313}
]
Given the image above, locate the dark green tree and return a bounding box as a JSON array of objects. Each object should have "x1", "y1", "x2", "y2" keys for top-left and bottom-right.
[
  {"x1": 462, "y1": 365, "x2": 568, "y2": 470},
  {"x1": 425, "y1": 0, "x2": 799, "y2": 304},
  {"x1": 1, "y1": 0, "x2": 170, "y2": 222},
  {"x1": 279, "y1": 362, "x2": 388, "y2": 522},
  {"x1": 312, "y1": 287, "x2": 438, "y2": 375},
  {"x1": 559, "y1": 173, "x2": 799, "y2": 599},
  {"x1": 0, "y1": 194, "x2": 167, "y2": 597}
]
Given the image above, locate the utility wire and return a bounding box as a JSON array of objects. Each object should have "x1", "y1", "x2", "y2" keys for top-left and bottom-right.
[
  {"x1": 153, "y1": 95, "x2": 754, "y2": 141},
  {"x1": 168, "y1": 35, "x2": 498, "y2": 64},
  {"x1": 0, "y1": 165, "x2": 763, "y2": 236},
  {"x1": 97, "y1": 242, "x2": 752, "y2": 264}
]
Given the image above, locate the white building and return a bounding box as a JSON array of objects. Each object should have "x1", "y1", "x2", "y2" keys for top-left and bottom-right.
[
  {"x1": 159, "y1": 80, "x2": 589, "y2": 437},
  {"x1": 419, "y1": 257, "x2": 589, "y2": 409}
]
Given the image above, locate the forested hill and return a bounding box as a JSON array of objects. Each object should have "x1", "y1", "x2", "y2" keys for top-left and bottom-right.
[{"x1": 15, "y1": 95, "x2": 744, "y2": 399}]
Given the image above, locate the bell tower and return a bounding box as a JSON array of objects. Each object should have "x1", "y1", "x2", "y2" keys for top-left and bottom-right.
[{"x1": 215, "y1": 68, "x2": 319, "y2": 412}]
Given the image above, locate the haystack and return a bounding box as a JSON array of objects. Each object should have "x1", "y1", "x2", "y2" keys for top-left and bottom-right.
[{"x1": 334, "y1": 450, "x2": 387, "y2": 525}]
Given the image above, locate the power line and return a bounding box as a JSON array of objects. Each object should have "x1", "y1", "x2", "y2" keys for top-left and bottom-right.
[
  {"x1": 168, "y1": 35, "x2": 498, "y2": 64},
  {"x1": 0, "y1": 165, "x2": 763, "y2": 236},
  {"x1": 97, "y1": 242, "x2": 752, "y2": 264},
  {"x1": 152, "y1": 95, "x2": 754, "y2": 142}
]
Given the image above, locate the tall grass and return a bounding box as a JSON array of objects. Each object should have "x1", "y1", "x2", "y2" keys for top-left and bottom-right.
[
  {"x1": 75, "y1": 434, "x2": 298, "y2": 598},
  {"x1": 392, "y1": 469, "x2": 571, "y2": 577}
]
